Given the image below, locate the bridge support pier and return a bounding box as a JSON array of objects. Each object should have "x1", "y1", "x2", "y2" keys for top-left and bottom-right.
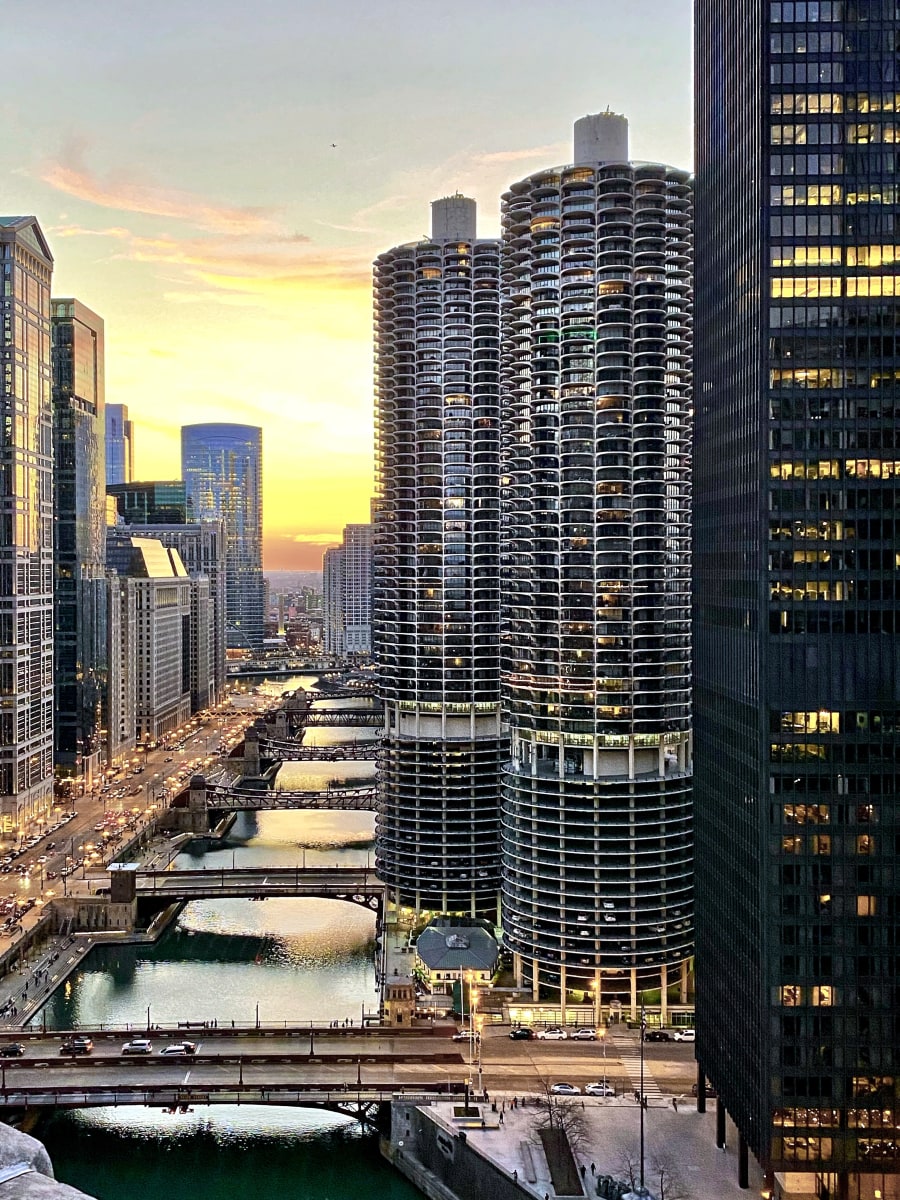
[
  {"x1": 173, "y1": 777, "x2": 211, "y2": 835},
  {"x1": 243, "y1": 729, "x2": 261, "y2": 778}
]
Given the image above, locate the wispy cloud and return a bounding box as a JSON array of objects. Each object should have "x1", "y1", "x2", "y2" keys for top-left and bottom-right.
[
  {"x1": 472, "y1": 142, "x2": 567, "y2": 165},
  {"x1": 49, "y1": 222, "x2": 372, "y2": 304},
  {"x1": 37, "y1": 145, "x2": 283, "y2": 237}
]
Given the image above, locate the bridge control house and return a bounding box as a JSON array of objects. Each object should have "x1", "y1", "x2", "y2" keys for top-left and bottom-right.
[{"x1": 414, "y1": 919, "x2": 498, "y2": 1002}]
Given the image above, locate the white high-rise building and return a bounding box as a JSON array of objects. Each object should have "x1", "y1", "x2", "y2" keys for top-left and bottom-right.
[
  {"x1": 323, "y1": 524, "x2": 373, "y2": 658},
  {"x1": 0, "y1": 218, "x2": 55, "y2": 835},
  {"x1": 373, "y1": 197, "x2": 503, "y2": 918},
  {"x1": 499, "y1": 116, "x2": 694, "y2": 1010}
]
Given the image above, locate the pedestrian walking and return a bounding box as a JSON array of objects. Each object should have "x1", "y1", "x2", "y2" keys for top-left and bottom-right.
[{"x1": 672, "y1": 1096, "x2": 679, "y2": 1112}]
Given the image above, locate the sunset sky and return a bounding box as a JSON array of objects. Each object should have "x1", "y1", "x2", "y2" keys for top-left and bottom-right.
[{"x1": 4, "y1": 0, "x2": 692, "y2": 570}]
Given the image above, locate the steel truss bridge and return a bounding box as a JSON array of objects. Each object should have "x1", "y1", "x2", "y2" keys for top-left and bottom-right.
[
  {"x1": 297, "y1": 709, "x2": 383, "y2": 728},
  {"x1": 135, "y1": 866, "x2": 384, "y2": 910},
  {"x1": 258, "y1": 739, "x2": 378, "y2": 762},
  {"x1": 205, "y1": 783, "x2": 377, "y2": 812}
]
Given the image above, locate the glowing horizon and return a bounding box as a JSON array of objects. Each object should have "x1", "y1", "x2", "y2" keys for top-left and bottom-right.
[{"x1": 7, "y1": 0, "x2": 691, "y2": 571}]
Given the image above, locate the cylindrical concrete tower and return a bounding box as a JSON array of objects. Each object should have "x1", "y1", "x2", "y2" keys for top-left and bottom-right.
[
  {"x1": 573, "y1": 111, "x2": 629, "y2": 166},
  {"x1": 373, "y1": 199, "x2": 504, "y2": 918},
  {"x1": 499, "y1": 126, "x2": 694, "y2": 1009}
]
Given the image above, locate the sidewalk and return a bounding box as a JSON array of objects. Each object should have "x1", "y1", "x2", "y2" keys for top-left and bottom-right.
[
  {"x1": 0, "y1": 933, "x2": 95, "y2": 1026},
  {"x1": 425, "y1": 1097, "x2": 764, "y2": 1199}
]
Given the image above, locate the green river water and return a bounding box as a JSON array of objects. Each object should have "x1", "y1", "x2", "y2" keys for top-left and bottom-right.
[{"x1": 33, "y1": 682, "x2": 423, "y2": 1200}]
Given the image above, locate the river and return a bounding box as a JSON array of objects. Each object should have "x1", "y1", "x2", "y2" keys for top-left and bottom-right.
[{"x1": 34, "y1": 677, "x2": 421, "y2": 1200}]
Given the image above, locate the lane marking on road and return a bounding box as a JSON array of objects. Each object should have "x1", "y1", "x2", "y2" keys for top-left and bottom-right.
[{"x1": 619, "y1": 1053, "x2": 664, "y2": 1097}]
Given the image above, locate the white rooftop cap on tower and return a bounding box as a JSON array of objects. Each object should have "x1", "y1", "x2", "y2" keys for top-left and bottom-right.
[
  {"x1": 431, "y1": 194, "x2": 476, "y2": 242},
  {"x1": 573, "y1": 111, "x2": 629, "y2": 166}
]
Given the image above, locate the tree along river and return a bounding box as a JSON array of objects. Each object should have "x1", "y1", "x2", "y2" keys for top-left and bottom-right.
[{"x1": 34, "y1": 679, "x2": 422, "y2": 1200}]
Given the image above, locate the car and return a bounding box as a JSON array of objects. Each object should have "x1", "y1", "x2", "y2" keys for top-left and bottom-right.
[
  {"x1": 585, "y1": 1081, "x2": 615, "y2": 1097},
  {"x1": 537, "y1": 1028, "x2": 568, "y2": 1041},
  {"x1": 160, "y1": 1041, "x2": 197, "y2": 1056},
  {"x1": 672, "y1": 1028, "x2": 696, "y2": 1042},
  {"x1": 508, "y1": 1027, "x2": 535, "y2": 1040},
  {"x1": 571, "y1": 1027, "x2": 597, "y2": 1041},
  {"x1": 0, "y1": 1043, "x2": 24, "y2": 1057},
  {"x1": 451, "y1": 1031, "x2": 480, "y2": 1042},
  {"x1": 691, "y1": 1082, "x2": 717, "y2": 1098},
  {"x1": 644, "y1": 1029, "x2": 672, "y2": 1042},
  {"x1": 121, "y1": 1039, "x2": 153, "y2": 1055},
  {"x1": 60, "y1": 1036, "x2": 93, "y2": 1055},
  {"x1": 550, "y1": 1083, "x2": 581, "y2": 1095}
]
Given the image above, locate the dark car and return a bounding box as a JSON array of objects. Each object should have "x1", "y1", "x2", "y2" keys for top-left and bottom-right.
[
  {"x1": 0, "y1": 1043, "x2": 24, "y2": 1057},
  {"x1": 644, "y1": 1029, "x2": 672, "y2": 1042},
  {"x1": 60, "y1": 1036, "x2": 93, "y2": 1055},
  {"x1": 692, "y1": 1082, "x2": 717, "y2": 1098},
  {"x1": 509, "y1": 1027, "x2": 535, "y2": 1040}
]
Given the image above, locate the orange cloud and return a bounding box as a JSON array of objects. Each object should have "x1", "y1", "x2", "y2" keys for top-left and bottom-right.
[{"x1": 38, "y1": 152, "x2": 285, "y2": 237}]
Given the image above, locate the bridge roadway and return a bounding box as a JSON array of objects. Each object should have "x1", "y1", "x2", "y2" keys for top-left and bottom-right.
[
  {"x1": 135, "y1": 866, "x2": 384, "y2": 907},
  {"x1": 205, "y1": 784, "x2": 377, "y2": 812},
  {"x1": 0, "y1": 1030, "x2": 464, "y2": 1111}
]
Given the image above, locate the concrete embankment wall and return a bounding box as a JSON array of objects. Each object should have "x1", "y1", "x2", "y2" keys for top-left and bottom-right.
[
  {"x1": 0, "y1": 1122, "x2": 95, "y2": 1199},
  {"x1": 385, "y1": 1101, "x2": 533, "y2": 1200}
]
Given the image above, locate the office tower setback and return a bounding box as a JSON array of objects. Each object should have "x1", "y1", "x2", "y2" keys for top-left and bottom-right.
[
  {"x1": 51, "y1": 298, "x2": 107, "y2": 786},
  {"x1": 323, "y1": 523, "x2": 372, "y2": 657},
  {"x1": 181, "y1": 423, "x2": 264, "y2": 653},
  {"x1": 106, "y1": 536, "x2": 199, "y2": 742},
  {"x1": 694, "y1": 5, "x2": 900, "y2": 1198},
  {"x1": 107, "y1": 480, "x2": 189, "y2": 525},
  {"x1": 126, "y1": 521, "x2": 227, "y2": 706},
  {"x1": 499, "y1": 116, "x2": 694, "y2": 1009},
  {"x1": 0, "y1": 218, "x2": 55, "y2": 834},
  {"x1": 105, "y1": 403, "x2": 133, "y2": 485},
  {"x1": 373, "y1": 196, "x2": 503, "y2": 916}
]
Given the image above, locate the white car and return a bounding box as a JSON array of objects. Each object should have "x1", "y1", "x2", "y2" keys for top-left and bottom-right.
[
  {"x1": 570, "y1": 1027, "x2": 596, "y2": 1041},
  {"x1": 550, "y1": 1082, "x2": 581, "y2": 1095},
  {"x1": 585, "y1": 1081, "x2": 615, "y2": 1097},
  {"x1": 159, "y1": 1041, "x2": 197, "y2": 1056},
  {"x1": 121, "y1": 1039, "x2": 153, "y2": 1055},
  {"x1": 672, "y1": 1028, "x2": 695, "y2": 1042},
  {"x1": 537, "y1": 1028, "x2": 568, "y2": 1041}
]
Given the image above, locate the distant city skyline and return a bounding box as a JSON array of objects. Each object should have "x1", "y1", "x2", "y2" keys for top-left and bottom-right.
[{"x1": 3, "y1": 0, "x2": 692, "y2": 568}]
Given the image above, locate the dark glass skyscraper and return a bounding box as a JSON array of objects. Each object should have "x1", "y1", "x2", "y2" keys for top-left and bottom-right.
[
  {"x1": 695, "y1": 4, "x2": 900, "y2": 1197},
  {"x1": 52, "y1": 298, "x2": 107, "y2": 785},
  {"x1": 181, "y1": 423, "x2": 264, "y2": 652},
  {"x1": 107, "y1": 480, "x2": 189, "y2": 525},
  {"x1": 373, "y1": 197, "x2": 504, "y2": 917},
  {"x1": 499, "y1": 115, "x2": 693, "y2": 1013}
]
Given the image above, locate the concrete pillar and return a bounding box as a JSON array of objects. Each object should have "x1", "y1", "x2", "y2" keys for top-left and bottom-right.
[
  {"x1": 738, "y1": 1134, "x2": 749, "y2": 1189},
  {"x1": 532, "y1": 959, "x2": 540, "y2": 1002},
  {"x1": 660, "y1": 963, "x2": 669, "y2": 1027},
  {"x1": 696, "y1": 1061, "x2": 706, "y2": 1114},
  {"x1": 594, "y1": 968, "x2": 602, "y2": 1027},
  {"x1": 680, "y1": 958, "x2": 689, "y2": 1003},
  {"x1": 188, "y1": 777, "x2": 209, "y2": 836},
  {"x1": 559, "y1": 965, "x2": 567, "y2": 1026},
  {"x1": 243, "y1": 730, "x2": 261, "y2": 778},
  {"x1": 716, "y1": 1101, "x2": 726, "y2": 1149},
  {"x1": 513, "y1": 952, "x2": 523, "y2": 989},
  {"x1": 630, "y1": 968, "x2": 638, "y2": 1021}
]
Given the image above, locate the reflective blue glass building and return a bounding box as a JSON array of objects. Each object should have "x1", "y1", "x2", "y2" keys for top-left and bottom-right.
[{"x1": 181, "y1": 423, "x2": 264, "y2": 652}]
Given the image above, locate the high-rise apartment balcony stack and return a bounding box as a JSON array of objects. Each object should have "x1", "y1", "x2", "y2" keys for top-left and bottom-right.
[
  {"x1": 499, "y1": 115, "x2": 694, "y2": 1011},
  {"x1": 373, "y1": 197, "x2": 504, "y2": 919}
]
